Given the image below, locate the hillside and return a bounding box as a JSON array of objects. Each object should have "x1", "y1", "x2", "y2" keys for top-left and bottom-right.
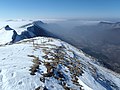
[{"x1": 0, "y1": 37, "x2": 120, "y2": 90}]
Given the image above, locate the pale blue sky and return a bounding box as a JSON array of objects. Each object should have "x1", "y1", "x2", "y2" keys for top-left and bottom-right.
[{"x1": 0, "y1": 0, "x2": 120, "y2": 20}]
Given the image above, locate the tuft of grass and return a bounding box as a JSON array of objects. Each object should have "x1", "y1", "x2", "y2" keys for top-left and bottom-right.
[
  {"x1": 28, "y1": 55, "x2": 40, "y2": 75},
  {"x1": 33, "y1": 57, "x2": 40, "y2": 64},
  {"x1": 29, "y1": 64, "x2": 39, "y2": 75}
]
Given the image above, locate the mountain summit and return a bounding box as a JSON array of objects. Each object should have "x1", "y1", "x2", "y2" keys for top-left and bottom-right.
[{"x1": 5, "y1": 25, "x2": 13, "y2": 30}]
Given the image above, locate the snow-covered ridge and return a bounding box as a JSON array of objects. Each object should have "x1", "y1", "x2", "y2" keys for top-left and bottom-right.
[
  {"x1": 0, "y1": 20, "x2": 47, "y2": 45},
  {"x1": 0, "y1": 37, "x2": 120, "y2": 90}
]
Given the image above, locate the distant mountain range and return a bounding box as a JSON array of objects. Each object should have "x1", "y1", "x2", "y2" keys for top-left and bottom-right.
[{"x1": 99, "y1": 21, "x2": 120, "y2": 28}]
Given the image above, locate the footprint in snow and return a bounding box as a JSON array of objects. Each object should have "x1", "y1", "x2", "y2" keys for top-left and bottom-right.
[
  {"x1": 0, "y1": 70, "x2": 3, "y2": 82},
  {"x1": 18, "y1": 81, "x2": 22, "y2": 85},
  {"x1": 2, "y1": 58, "x2": 6, "y2": 60},
  {"x1": 11, "y1": 72, "x2": 16, "y2": 77},
  {"x1": 0, "y1": 75, "x2": 3, "y2": 82}
]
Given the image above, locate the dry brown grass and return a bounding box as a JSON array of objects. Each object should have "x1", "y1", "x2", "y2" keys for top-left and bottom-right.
[
  {"x1": 29, "y1": 64, "x2": 39, "y2": 75},
  {"x1": 28, "y1": 55, "x2": 40, "y2": 75},
  {"x1": 32, "y1": 57, "x2": 40, "y2": 64},
  {"x1": 29, "y1": 43, "x2": 84, "y2": 89}
]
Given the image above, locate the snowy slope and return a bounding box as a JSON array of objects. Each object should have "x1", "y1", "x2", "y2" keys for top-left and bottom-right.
[
  {"x1": 0, "y1": 28, "x2": 14, "y2": 44},
  {"x1": 0, "y1": 37, "x2": 120, "y2": 90}
]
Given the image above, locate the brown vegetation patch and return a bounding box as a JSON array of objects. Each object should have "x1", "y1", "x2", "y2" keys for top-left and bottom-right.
[{"x1": 28, "y1": 55, "x2": 40, "y2": 75}]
